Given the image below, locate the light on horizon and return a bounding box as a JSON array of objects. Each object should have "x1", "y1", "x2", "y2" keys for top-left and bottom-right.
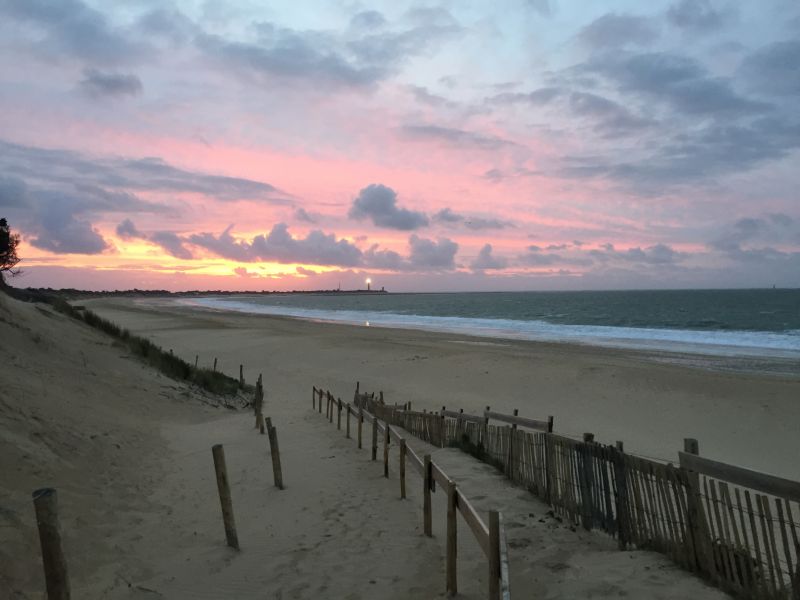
[{"x1": 366, "y1": 277, "x2": 371, "y2": 291}]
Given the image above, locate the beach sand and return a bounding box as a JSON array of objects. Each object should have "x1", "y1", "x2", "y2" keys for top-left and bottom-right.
[{"x1": 3, "y1": 293, "x2": 797, "y2": 598}]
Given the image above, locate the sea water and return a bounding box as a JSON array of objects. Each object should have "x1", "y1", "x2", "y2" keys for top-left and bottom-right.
[{"x1": 183, "y1": 289, "x2": 800, "y2": 360}]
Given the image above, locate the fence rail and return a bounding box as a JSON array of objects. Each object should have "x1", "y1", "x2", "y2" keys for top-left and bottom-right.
[
  {"x1": 314, "y1": 385, "x2": 510, "y2": 599},
  {"x1": 346, "y1": 383, "x2": 800, "y2": 600}
]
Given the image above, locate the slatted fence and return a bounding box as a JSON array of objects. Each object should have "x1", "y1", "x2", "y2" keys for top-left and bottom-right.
[{"x1": 349, "y1": 383, "x2": 800, "y2": 600}]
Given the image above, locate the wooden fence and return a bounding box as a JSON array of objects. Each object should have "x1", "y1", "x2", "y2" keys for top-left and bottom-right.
[
  {"x1": 313, "y1": 386, "x2": 511, "y2": 599},
  {"x1": 348, "y1": 384, "x2": 800, "y2": 600}
]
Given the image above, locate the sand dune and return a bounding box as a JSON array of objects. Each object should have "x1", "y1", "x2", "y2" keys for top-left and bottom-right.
[{"x1": 6, "y1": 293, "x2": 795, "y2": 597}]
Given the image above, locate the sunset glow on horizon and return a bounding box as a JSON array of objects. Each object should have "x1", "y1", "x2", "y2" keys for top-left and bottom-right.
[{"x1": 1, "y1": 1, "x2": 798, "y2": 292}]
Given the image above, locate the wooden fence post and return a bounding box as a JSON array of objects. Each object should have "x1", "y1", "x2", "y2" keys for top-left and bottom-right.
[
  {"x1": 358, "y1": 409, "x2": 364, "y2": 449},
  {"x1": 213, "y1": 357, "x2": 217, "y2": 372},
  {"x1": 318, "y1": 389, "x2": 322, "y2": 413},
  {"x1": 489, "y1": 509, "x2": 500, "y2": 600},
  {"x1": 483, "y1": 406, "x2": 490, "y2": 449},
  {"x1": 346, "y1": 403, "x2": 351, "y2": 438},
  {"x1": 239, "y1": 364, "x2": 244, "y2": 389},
  {"x1": 424, "y1": 455, "x2": 432, "y2": 537},
  {"x1": 682, "y1": 438, "x2": 715, "y2": 578},
  {"x1": 372, "y1": 415, "x2": 378, "y2": 461},
  {"x1": 447, "y1": 480, "x2": 458, "y2": 596},
  {"x1": 266, "y1": 418, "x2": 284, "y2": 490},
  {"x1": 383, "y1": 424, "x2": 390, "y2": 478},
  {"x1": 613, "y1": 440, "x2": 629, "y2": 550},
  {"x1": 337, "y1": 398, "x2": 342, "y2": 430},
  {"x1": 194, "y1": 354, "x2": 198, "y2": 368},
  {"x1": 312, "y1": 386, "x2": 316, "y2": 410},
  {"x1": 399, "y1": 439, "x2": 407, "y2": 499},
  {"x1": 254, "y1": 374, "x2": 264, "y2": 432},
  {"x1": 440, "y1": 406, "x2": 447, "y2": 448},
  {"x1": 329, "y1": 394, "x2": 334, "y2": 424},
  {"x1": 211, "y1": 444, "x2": 239, "y2": 550},
  {"x1": 506, "y1": 409, "x2": 518, "y2": 478},
  {"x1": 579, "y1": 432, "x2": 595, "y2": 531},
  {"x1": 32, "y1": 488, "x2": 70, "y2": 600}
]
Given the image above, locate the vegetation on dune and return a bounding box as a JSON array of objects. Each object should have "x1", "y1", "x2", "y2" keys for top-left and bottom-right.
[
  {"x1": 3, "y1": 286, "x2": 250, "y2": 398},
  {"x1": 0, "y1": 218, "x2": 22, "y2": 283}
]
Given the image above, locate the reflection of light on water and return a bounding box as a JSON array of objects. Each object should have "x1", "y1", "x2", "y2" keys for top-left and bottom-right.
[{"x1": 365, "y1": 321, "x2": 370, "y2": 327}]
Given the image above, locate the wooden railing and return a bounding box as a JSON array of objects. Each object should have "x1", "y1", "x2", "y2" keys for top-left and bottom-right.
[
  {"x1": 313, "y1": 386, "x2": 511, "y2": 599},
  {"x1": 348, "y1": 384, "x2": 800, "y2": 600}
]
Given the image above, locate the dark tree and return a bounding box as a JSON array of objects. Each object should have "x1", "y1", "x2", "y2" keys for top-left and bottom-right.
[{"x1": 0, "y1": 218, "x2": 21, "y2": 283}]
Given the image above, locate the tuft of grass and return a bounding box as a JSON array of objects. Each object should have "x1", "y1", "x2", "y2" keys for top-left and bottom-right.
[{"x1": 3, "y1": 287, "x2": 248, "y2": 397}]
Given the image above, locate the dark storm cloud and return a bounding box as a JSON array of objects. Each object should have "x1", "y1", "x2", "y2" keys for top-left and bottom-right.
[
  {"x1": 739, "y1": 41, "x2": 800, "y2": 97},
  {"x1": 582, "y1": 52, "x2": 767, "y2": 116},
  {"x1": 408, "y1": 235, "x2": 458, "y2": 269},
  {"x1": 349, "y1": 184, "x2": 429, "y2": 230},
  {"x1": 115, "y1": 219, "x2": 193, "y2": 259},
  {"x1": 149, "y1": 231, "x2": 193, "y2": 260},
  {"x1": 589, "y1": 243, "x2": 686, "y2": 264},
  {"x1": 294, "y1": 208, "x2": 316, "y2": 223},
  {"x1": 363, "y1": 235, "x2": 459, "y2": 271},
  {"x1": 79, "y1": 68, "x2": 143, "y2": 98},
  {"x1": 470, "y1": 244, "x2": 507, "y2": 270},
  {"x1": 116, "y1": 218, "x2": 143, "y2": 240},
  {"x1": 27, "y1": 199, "x2": 110, "y2": 255},
  {"x1": 666, "y1": 0, "x2": 731, "y2": 32},
  {"x1": 0, "y1": 140, "x2": 285, "y2": 203},
  {"x1": 0, "y1": 0, "x2": 149, "y2": 64},
  {"x1": 710, "y1": 214, "x2": 800, "y2": 254},
  {"x1": 578, "y1": 13, "x2": 659, "y2": 49},
  {"x1": 561, "y1": 115, "x2": 800, "y2": 187},
  {"x1": 195, "y1": 10, "x2": 458, "y2": 90},
  {"x1": 432, "y1": 208, "x2": 512, "y2": 230},
  {"x1": 400, "y1": 125, "x2": 517, "y2": 150},
  {"x1": 189, "y1": 224, "x2": 363, "y2": 267},
  {"x1": 350, "y1": 10, "x2": 387, "y2": 30},
  {"x1": 489, "y1": 87, "x2": 563, "y2": 106},
  {"x1": 0, "y1": 176, "x2": 29, "y2": 208}
]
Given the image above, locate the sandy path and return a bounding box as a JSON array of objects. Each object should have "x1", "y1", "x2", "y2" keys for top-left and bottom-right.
[{"x1": 77, "y1": 296, "x2": 754, "y2": 598}]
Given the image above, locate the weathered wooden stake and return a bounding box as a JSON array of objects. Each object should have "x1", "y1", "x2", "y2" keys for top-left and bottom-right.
[
  {"x1": 489, "y1": 510, "x2": 501, "y2": 600},
  {"x1": 399, "y1": 438, "x2": 407, "y2": 499},
  {"x1": 358, "y1": 408, "x2": 364, "y2": 449},
  {"x1": 506, "y1": 409, "x2": 519, "y2": 477},
  {"x1": 239, "y1": 364, "x2": 244, "y2": 389},
  {"x1": 337, "y1": 398, "x2": 342, "y2": 430},
  {"x1": 312, "y1": 386, "x2": 316, "y2": 410},
  {"x1": 383, "y1": 424, "x2": 390, "y2": 478},
  {"x1": 211, "y1": 444, "x2": 239, "y2": 550},
  {"x1": 267, "y1": 418, "x2": 284, "y2": 490},
  {"x1": 194, "y1": 354, "x2": 198, "y2": 368},
  {"x1": 329, "y1": 393, "x2": 334, "y2": 424},
  {"x1": 483, "y1": 405, "x2": 491, "y2": 447},
  {"x1": 318, "y1": 389, "x2": 323, "y2": 414},
  {"x1": 372, "y1": 415, "x2": 378, "y2": 461},
  {"x1": 615, "y1": 440, "x2": 624, "y2": 452},
  {"x1": 213, "y1": 357, "x2": 217, "y2": 372},
  {"x1": 32, "y1": 488, "x2": 70, "y2": 600},
  {"x1": 423, "y1": 455, "x2": 432, "y2": 536},
  {"x1": 613, "y1": 440, "x2": 628, "y2": 549},
  {"x1": 579, "y1": 432, "x2": 594, "y2": 530},
  {"x1": 446, "y1": 480, "x2": 458, "y2": 596},
  {"x1": 682, "y1": 437, "x2": 714, "y2": 577},
  {"x1": 346, "y1": 403, "x2": 351, "y2": 438}
]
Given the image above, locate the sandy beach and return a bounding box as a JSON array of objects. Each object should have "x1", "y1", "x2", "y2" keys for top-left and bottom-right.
[{"x1": 3, "y1": 293, "x2": 798, "y2": 598}]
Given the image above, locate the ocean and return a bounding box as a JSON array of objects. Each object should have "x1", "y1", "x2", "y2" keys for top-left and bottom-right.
[{"x1": 184, "y1": 289, "x2": 800, "y2": 361}]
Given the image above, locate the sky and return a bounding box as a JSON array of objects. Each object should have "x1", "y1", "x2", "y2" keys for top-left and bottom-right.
[{"x1": 0, "y1": 0, "x2": 798, "y2": 292}]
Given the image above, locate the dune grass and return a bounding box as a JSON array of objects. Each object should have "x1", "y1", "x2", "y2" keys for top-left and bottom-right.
[{"x1": 4, "y1": 286, "x2": 247, "y2": 397}]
